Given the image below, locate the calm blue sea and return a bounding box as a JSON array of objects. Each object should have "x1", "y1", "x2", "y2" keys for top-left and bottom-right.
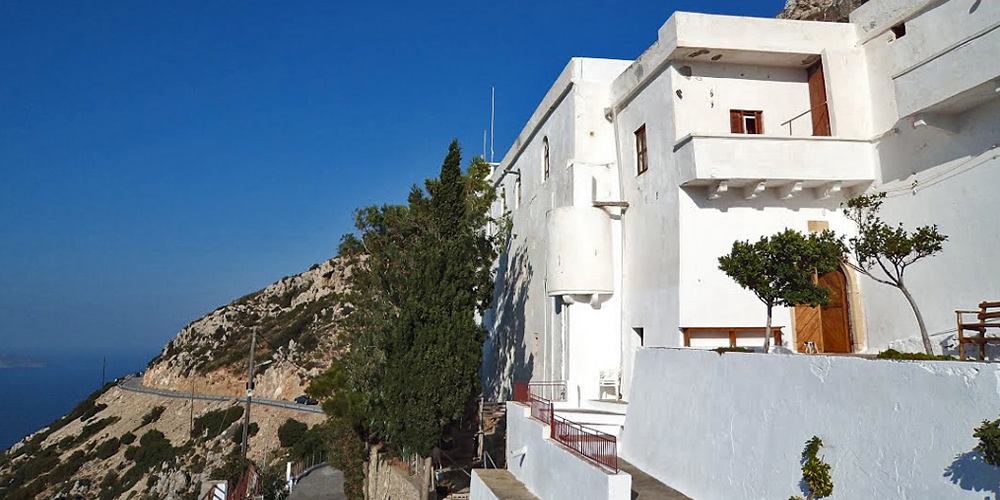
[{"x1": 0, "y1": 352, "x2": 154, "y2": 450}]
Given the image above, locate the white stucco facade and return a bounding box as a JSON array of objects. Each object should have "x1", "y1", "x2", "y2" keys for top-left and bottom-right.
[
  {"x1": 477, "y1": 1, "x2": 999, "y2": 496},
  {"x1": 483, "y1": 0, "x2": 1000, "y2": 403}
]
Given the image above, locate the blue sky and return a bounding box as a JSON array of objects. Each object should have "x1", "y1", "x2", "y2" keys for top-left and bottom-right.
[{"x1": 0, "y1": 0, "x2": 784, "y2": 361}]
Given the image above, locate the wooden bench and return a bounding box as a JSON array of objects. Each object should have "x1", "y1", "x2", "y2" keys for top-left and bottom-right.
[
  {"x1": 680, "y1": 326, "x2": 784, "y2": 349},
  {"x1": 957, "y1": 301, "x2": 1000, "y2": 360}
]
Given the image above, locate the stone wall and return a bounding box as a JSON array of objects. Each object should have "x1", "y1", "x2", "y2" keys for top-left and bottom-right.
[{"x1": 366, "y1": 447, "x2": 434, "y2": 500}]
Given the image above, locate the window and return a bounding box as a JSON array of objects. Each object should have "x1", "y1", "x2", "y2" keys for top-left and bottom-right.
[
  {"x1": 635, "y1": 125, "x2": 648, "y2": 175},
  {"x1": 730, "y1": 110, "x2": 764, "y2": 134},
  {"x1": 890, "y1": 23, "x2": 906, "y2": 39},
  {"x1": 542, "y1": 137, "x2": 550, "y2": 181}
]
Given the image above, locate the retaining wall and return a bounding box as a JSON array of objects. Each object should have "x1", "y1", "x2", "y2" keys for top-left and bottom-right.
[
  {"x1": 506, "y1": 402, "x2": 631, "y2": 500},
  {"x1": 621, "y1": 348, "x2": 1000, "y2": 499}
]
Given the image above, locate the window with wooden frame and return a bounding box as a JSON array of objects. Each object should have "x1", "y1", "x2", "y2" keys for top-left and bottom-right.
[
  {"x1": 730, "y1": 110, "x2": 764, "y2": 134},
  {"x1": 542, "y1": 136, "x2": 550, "y2": 181},
  {"x1": 635, "y1": 125, "x2": 648, "y2": 175}
]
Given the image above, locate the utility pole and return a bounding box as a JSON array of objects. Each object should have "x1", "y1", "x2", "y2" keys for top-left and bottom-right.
[
  {"x1": 101, "y1": 357, "x2": 106, "y2": 386},
  {"x1": 241, "y1": 330, "x2": 258, "y2": 460},
  {"x1": 189, "y1": 375, "x2": 195, "y2": 441}
]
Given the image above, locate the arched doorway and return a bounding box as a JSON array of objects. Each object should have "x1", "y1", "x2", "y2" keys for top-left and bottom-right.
[{"x1": 795, "y1": 268, "x2": 853, "y2": 353}]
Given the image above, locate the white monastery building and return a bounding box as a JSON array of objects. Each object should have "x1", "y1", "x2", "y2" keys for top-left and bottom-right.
[{"x1": 474, "y1": 0, "x2": 1000, "y2": 498}]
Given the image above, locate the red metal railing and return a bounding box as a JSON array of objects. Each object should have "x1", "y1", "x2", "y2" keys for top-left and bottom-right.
[
  {"x1": 552, "y1": 414, "x2": 619, "y2": 473},
  {"x1": 512, "y1": 380, "x2": 619, "y2": 473},
  {"x1": 512, "y1": 380, "x2": 567, "y2": 402},
  {"x1": 529, "y1": 394, "x2": 553, "y2": 425}
]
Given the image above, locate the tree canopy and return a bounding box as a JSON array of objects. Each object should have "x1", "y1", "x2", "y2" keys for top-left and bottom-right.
[
  {"x1": 843, "y1": 192, "x2": 946, "y2": 354},
  {"x1": 312, "y1": 140, "x2": 501, "y2": 466},
  {"x1": 719, "y1": 229, "x2": 845, "y2": 351}
]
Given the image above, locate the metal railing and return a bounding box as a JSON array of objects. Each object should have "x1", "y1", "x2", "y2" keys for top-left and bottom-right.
[
  {"x1": 779, "y1": 101, "x2": 828, "y2": 136},
  {"x1": 529, "y1": 394, "x2": 553, "y2": 425},
  {"x1": 512, "y1": 380, "x2": 567, "y2": 402},
  {"x1": 528, "y1": 380, "x2": 568, "y2": 402},
  {"x1": 512, "y1": 380, "x2": 619, "y2": 473},
  {"x1": 551, "y1": 414, "x2": 619, "y2": 473}
]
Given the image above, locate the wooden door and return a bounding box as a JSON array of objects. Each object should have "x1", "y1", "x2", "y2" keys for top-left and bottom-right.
[
  {"x1": 795, "y1": 269, "x2": 852, "y2": 353},
  {"x1": 807, "y1": 63, "x2": 831, "y2": 136},
  {"x1": 819, "y1": 270, "x2": 852, "y2": 353},
  {"x1": 795, "y1": 304, "x2": 823, "y2": 352}
]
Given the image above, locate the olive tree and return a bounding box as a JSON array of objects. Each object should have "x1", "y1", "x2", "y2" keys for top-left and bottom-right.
[
  {"x1": 843, "y1": 193, "x2": 947, "y2": 355},
  {"x1": 719, "y1": 229, "x2": 845, "y2": 352}
]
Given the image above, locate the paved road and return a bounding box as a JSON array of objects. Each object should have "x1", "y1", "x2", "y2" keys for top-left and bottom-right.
[
  {"x1": 118, "y1": 375, "x2": 324, "y2": 414},
  {"x1": 288, "y1": 465, "x2": 346, "y2": 500}
]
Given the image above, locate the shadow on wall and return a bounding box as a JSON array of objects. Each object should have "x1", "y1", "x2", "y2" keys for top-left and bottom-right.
[
  {"x1": 944, "y1": 450, "x2": 1000, "y2": 499},
  {"x1": 480, "y1": 242, "x2": 535, "y2": 401},
  {"x1": 876, "y1": 99, "x2": 1000, "y2": 186}
]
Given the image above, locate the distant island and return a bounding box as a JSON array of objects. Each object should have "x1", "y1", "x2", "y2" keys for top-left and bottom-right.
[{"x1": 0, "y1": 354, "x2": 46, "y2": 368}]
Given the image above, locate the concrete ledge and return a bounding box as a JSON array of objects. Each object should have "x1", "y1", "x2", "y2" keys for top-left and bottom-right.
[{"x1": 471, "y1": 470, "x2": 540, "y2": 500}]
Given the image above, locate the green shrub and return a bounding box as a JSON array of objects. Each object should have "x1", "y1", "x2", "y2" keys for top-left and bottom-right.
[
  {"x1": 974, "y1": 415, "x2": 1000, "y2": 466},
  {"x1": 121, "y1": 431, "x2": 136, "y2": 445},
  {"x1": 75, "y1": 416, "x2": 120, "y2": 446},
  {"x1": 46, "y1": 450, "x2": 86, "y2": 486},
  {"x1": 140, "y1": 406, "x2": 166, "y2": 427},
  {"x1": 278, "y1": 419, "x2": 308, "y2": 448},
  {"x1": 875, "y1": 348, "x2": 956, "y2": 361},
  {"x1": 193, "y1": 407, "x2": 244, "y2": 440},
  {"x1": 95, "y1": 437, "x2": 121, "y2": 459},
  {"x1": 232, "y1": 422, "x2": 260, "y2": 444},
  {"x1": 790, "y1": 436, "x2": 833, "y2": 500}
]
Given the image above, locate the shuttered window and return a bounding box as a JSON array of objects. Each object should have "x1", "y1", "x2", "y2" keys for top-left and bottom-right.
[
  {"x1": 635, "y1": 125, "x2": 648, "y2": 175},
  {"x1": 730, "y1": 110, "x2": 763, "y2": 134}
]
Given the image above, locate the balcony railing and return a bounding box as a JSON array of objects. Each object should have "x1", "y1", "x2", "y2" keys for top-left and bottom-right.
[
  {"x1": 512, "y1": 380, "x2": 619, "y2": 473},
  {"x1": 512, "y1": 380, "x2": 568, "y2": 403},
  {"x1": 552, "y1": 414, "x2": 619, "y2": 473},
  {"x1": 779, "y1": 101, "x2": 828, "y2": 136}
]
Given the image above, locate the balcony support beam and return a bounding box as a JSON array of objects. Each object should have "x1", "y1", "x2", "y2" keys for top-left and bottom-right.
[
  {"x1": 743, "y1": 181, "x2": 767, "y2": 200},
  {"x1": 815, "y1": 181, "x2": 842, "y2": 200},
  {"x1": 777, "y1": 182, "x2": 803, "y2": 200},
  {"x1": 707, "y1": 181, "x2": 728, "y2": 200},
  {"x1": 912, "y1": 113, "x2": 960, "y2": 135}
]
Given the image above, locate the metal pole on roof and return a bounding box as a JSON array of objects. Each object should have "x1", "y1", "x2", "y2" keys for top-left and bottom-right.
[{"x1": 491, "y1": 86, "x2": 495, "y2": 163}]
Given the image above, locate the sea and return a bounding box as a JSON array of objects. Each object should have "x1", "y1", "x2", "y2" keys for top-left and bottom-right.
[{"x1": 0, "y1": 351, "x2": 155, "y2": 450}]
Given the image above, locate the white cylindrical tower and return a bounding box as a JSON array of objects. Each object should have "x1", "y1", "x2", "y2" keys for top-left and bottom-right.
[{"x1": 545, "y1": 206, "x2": 614, "y2": 302}]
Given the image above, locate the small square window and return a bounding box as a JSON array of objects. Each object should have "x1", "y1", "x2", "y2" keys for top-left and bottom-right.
[
  {"x1": 730, "y1": 110, "x2": 764, "y2": 134},
  {"x1": 635, "y1": 125, "x2": 648, "y2": 175}
]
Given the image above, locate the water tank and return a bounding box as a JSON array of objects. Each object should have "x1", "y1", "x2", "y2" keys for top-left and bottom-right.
[{"x1": 546, "y1": 206, "x2": 613, "y2": 299}]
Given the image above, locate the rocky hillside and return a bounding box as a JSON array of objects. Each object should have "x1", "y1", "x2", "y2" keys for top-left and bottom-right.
[
  {"x1": 0, "y1": 257, "x2": 349, "y2": 500},
  {"x1": 145, "y1": 257, "x2": 350, "y2": 400},
  {"x1": 777, "y1": 0, "x2": 869, "y2": 22}
]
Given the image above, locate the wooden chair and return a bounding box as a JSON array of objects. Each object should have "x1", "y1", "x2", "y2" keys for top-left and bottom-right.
[{"x1": 956, "y1": 301, "x2": 1000, "y2": 360}]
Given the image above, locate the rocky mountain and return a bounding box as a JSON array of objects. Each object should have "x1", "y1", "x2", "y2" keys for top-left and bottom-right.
[
  {"x1": 0, "y1": 258, "x2": 348, "y2": 500},
  {"x1": 777, "y1": 0, "x2": 869, "y2": 22}
]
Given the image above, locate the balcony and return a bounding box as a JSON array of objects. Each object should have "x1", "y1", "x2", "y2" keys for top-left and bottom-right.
[
  {"x1": 893, "y1": 24, "x2": 1000, "y2": 118},
  {"x1": 673, "y1": 133, "x2": 875, "y2": 200}
]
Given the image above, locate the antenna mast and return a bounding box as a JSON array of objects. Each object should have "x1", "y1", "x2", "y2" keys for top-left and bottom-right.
[{"x1": 490, "y1": 86, "x2": 495, "y2": 163}]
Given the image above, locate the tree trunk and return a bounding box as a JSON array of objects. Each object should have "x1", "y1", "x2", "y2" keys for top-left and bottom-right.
[
  {"x1": 899, "y1": 282, "x2": 933, "y2": 355},
  {"x1": 763, "y1": 304, "x2": 773, "y2": 353}
]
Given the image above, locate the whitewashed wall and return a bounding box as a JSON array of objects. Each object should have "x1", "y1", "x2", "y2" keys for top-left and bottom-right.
[
  {"x1": 622, "y1": 348, "x2": 1000, "y2": 500},
  {"x1": 506, "y1": 403, "x2": 632, "y2": 500},
  {"x1": 677, "y1": 192, "x2": 860, "y2": 349},
  {"x1": 851, "y1": 0, "x2": 1000, "y2": 351},
  {"x1": 672, "y1": 62, "x2": 812, "y2": 138},
  {"x1": 482, "y1": 58, "x2": 631, "y2": 401}
]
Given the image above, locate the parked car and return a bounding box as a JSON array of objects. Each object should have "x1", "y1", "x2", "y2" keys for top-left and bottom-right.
[{"x1": 294, "y1": 395, "x2": 318, "y2": 405}]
